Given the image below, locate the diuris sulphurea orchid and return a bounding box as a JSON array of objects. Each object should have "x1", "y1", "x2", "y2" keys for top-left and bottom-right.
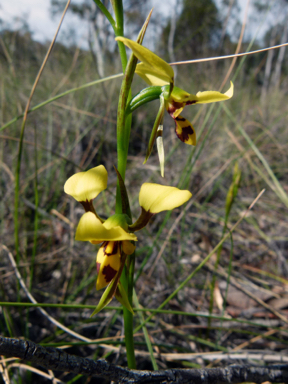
[
  {"x1": 64, "y1": 165, "x2": 192, "y2": 314},
  {"x1": 116, "y1": 37, "x2": 233, "y2": 177}
]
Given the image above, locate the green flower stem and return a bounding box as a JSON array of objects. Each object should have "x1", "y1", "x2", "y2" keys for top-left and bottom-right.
[
  {"x1": 93, "y1": 0, "x2": 115, "y2": 28},
  {"x1": 112, "y1": 0, "x2": 128, "y2": 73},
  {"x1": 14, "y1": 118, "x2": 26, "y2": 299},
  {"x1": 115, "y1": 10, "x2": 152, "y2": 213},
  {"x1": 30, "y1": 125, "x2": 39, "y2": 291},
  {"x1": 112, "y1": 7, "x2": 152, "y2": 368},
  {"x1": 111, "y1": 0, "x2": 124, "y2": 34},
  {"x1": 112, "y1": 0, "x2": 136, "y2": 369},
  {"x1": 115, "y1": 55, "x2": 137, "y2": 215},
  {"x1": 120, "y1": 263, "x2": 136, "y2": 368}
]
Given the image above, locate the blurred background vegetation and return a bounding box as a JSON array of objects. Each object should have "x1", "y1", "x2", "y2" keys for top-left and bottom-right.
[{"x1": 0, "y1": 0, "x2": 288, "y2": 382}]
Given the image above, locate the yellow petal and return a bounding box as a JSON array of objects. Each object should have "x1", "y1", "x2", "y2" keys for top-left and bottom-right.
[
  {"x1": 136, "y1": 63, "x2": 170, "y2": 86},
  {"x1": 192, "y1": 81, "x2": 234, "y2": 104},
  {"x1": 75, "y1": 212, "x2": 137, "y2": 242},
  {"x1": 173, "y1": 114, "x2": 197, "y2": 145},
  {"x1": 122, "y1": 240, "x2": 135, "y2": 255},
  {"x1": 139, "y1": 183, "x2": 192, "y2": 213},
  {"x1": 96, "y1": 241, "x2": 121, "y2": 290},
  {"x1": 64, "y1": 165, "x2": 108, "y2": 202},
  {"x1": 116, "y1": 37, "x2": 174, "y2": 85}
]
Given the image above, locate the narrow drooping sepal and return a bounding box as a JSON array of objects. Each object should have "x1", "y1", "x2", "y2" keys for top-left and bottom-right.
[
  {"x1": 156, "y1": 124, "x2": 165, "y2": 177},
  {"x1": 75, "y1": 212, "x2": 137, "y2": 243},
  {"x1": 144, "y1": 94, "x2": 165, "y2": 164},
  {"x1": 91, "y1": 254, "x2": 127, "y2": 317},
  {"x1": 64, "y1": 166, "x2": 108, "y2": 202}
]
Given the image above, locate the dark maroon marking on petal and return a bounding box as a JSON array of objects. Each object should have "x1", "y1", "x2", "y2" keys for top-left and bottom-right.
[
  {"x1": 156, "y1": 129, "x2": 163, "y2": 138},
  {"x1": 105, "y1": 242, "x2": 119, "y2": 257},
  {"x1": 96, "y1": 262, "x2": 101, "y2": 274},
  {"x1": 102, "y1": 241, "x2": 109, "y2": 253},
  {"x1": 80, "y1": 199, "x2": 92, "y2": 212},
  {"x1": 186, "y1": 100, "x2": 197, "y2": 106},
  {"x1": 175, "y1": 116, "x2": 186, "y2": 122},
  {"x1": 167, "y1": 101, "x2": 186, "y2": 115},
  {"x1": 102, "y1": 264, "x2": 117, "y2": 283},
  {"x1": 176, "y1": 125, "x2": 194, "y2": 142}
]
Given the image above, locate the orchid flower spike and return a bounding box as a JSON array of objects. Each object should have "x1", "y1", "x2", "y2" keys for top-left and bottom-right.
[
  {"x1": 64, "y1": 166, "x2": 192, "y2": 313},
  {"x1": 117, "y1": 37, "x2": 234, "y2": 176}
]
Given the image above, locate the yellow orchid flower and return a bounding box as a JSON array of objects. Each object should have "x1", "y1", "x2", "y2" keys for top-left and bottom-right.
[
  {"x1": 64, "y1": 166, "x2": 136, "y2": 292},
  {"x1": 75, "y1": 212, "x2": 136, "y2": 290},
  {"x1": 117, "y1": 37, "x2": 234, "y2": 176},
  {"x1": 64, "y1": 166, "x2": 192, "y2": 312}
]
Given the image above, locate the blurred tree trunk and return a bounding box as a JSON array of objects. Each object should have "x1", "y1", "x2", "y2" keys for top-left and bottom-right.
[
  {"x1": 261, "y1": 26, "x2": 277, "y2": 102},
  {"x1": 271, "y1": 22, "x2": 288, "y2": 88},
  {"x1": 167, "y1": 0, "x2": 180, "y2": 78},
  {"x1": 89, "y1": 5, "x2": 108, "y2": 79}
]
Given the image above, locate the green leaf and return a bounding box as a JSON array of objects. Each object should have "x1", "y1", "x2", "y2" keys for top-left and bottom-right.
[
  {"x1": 115, "y1": 282, "x2": 134, "y2": 314},
  {"x1": 114, "y1": 166, "x2": 131, "y2": 218}
]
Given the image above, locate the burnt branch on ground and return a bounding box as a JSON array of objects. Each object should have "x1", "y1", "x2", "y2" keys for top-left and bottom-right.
[{"x1": 1, "y1": 336, "x2": 288, "y2": 383}]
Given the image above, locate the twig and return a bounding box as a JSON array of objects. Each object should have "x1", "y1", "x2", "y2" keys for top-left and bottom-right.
[
  {"x1": 7, "y1": 363, "x2": 62, "y2": 383},
  {"x1": 1, "y1": 336, "x2": 288, "y2": 383},
  {"x1": 1, "y1": 245, "x2": 91, "y2": 343},
  {"x1": 219, "y1": 0, "x2": 250, "y2": 90},
  {"x1": 170, "y1": 42, "x2": 288, "y2": 65}
]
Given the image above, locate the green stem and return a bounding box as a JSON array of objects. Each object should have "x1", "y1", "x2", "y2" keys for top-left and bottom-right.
[
  {"x1": 112, "y1": 6, "x2": 152, "y2": 368},
  {"x1": 30, "y1": 124, "x2": 39, "y2": 290},
  {"x1": 14, "y1": 120, "x2": 25, "y2": 300},
  {"x1": 120, "y1": 266, "x2": 136, "y2": 368},
  {"x1": 112, "y1": 0, "x2": 128, "y2": 73},
  {"x1": 112, "y1": 0, "x2": 136, "y2": 369},
  {"x1": 93, "y1": 0, "x2": 115, "y2": 28}
]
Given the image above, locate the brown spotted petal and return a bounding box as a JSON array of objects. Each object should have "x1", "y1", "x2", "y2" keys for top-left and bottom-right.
[
  {"x1": 172, "y1": 113, "x2": 196, "y2": 146},
  {"x1": 96, "y1": 241, "x2": 121, "y2": 290},
  {"x1": 90, "y1": 254, "x2": 128, "y2": 316}
]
